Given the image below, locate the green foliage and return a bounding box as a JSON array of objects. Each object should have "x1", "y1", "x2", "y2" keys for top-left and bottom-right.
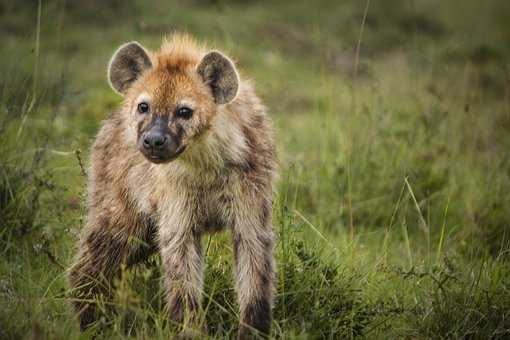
[
  {"x1": 275, "y1": 240, "x2": 387, "y2": 338},
  {"x1": 0, "y1": 57, "x2": 64, "y2": 254},
  {"x1": 397, "y1": 261, "x2": 510, "y2": 339}
]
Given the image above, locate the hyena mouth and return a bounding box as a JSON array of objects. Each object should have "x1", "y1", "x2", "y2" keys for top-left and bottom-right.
[{"x1": 146, "y1": 145, "x2": 187, "y2": 164}]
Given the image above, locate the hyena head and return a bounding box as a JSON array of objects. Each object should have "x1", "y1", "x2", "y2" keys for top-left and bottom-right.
[{"x1": 107, "y1": 35, "x2": 239, "y2": 164}]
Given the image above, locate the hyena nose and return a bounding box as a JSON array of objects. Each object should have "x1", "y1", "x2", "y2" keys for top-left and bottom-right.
[{"x1": 143, "y1": 133, "x2": 168, "y2": 150}]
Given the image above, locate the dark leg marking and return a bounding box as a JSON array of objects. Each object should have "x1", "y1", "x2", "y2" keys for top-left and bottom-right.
[{"x1": 239, "y1": 298, "x2": 271, "y2": 339}]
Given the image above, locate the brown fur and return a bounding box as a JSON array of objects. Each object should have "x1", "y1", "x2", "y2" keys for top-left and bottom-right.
[{"x1": 69, "y1": 34, "x2": 277, "y2": 339}]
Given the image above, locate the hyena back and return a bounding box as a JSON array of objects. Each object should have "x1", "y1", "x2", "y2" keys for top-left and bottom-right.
[{"x1": 68, "y1": 34, "x2": 277, "y2": 339}]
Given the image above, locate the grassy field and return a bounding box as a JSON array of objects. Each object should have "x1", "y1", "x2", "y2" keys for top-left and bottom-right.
[{"x1": 1, "y1": 0, "x2": 510, "y2": 338}]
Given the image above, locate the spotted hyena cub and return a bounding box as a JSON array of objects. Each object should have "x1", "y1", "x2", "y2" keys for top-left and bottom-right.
[{"x1": 69, "y1": 34, "x2": 277, "y2": 338}]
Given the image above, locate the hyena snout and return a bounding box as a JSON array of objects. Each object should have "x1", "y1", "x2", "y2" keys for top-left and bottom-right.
[
  {"x1": 143, "y1": 131, "x2": 167, "y2": 150},
  {"x1": 139, "y1": 119, "x2": 185, "y2": 163}
]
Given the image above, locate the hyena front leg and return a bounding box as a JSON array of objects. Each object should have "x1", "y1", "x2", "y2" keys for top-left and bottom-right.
[
  {"x1": 69, "y1": 214, "x2": 156, "y2": 330},
  {"x1": 158, "y1": 210, "x2": 204, "y2": 335},
  {"x1": 233, "y1": 199, "x2": 275, "y2": 339}
]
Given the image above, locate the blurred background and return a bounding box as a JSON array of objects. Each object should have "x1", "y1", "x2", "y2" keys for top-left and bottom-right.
[{"x1": 1, "y1": 0, "x2": 509, "y2": 338}]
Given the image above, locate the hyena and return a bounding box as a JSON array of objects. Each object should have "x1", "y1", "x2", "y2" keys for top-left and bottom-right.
[{"x1": 69, "y1": 34, "x2": 277, "y2": 339}]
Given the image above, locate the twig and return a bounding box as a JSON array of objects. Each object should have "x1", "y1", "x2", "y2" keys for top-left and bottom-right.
[
  {"x1": 205, "y1": 234, "x2": 213, "y2": 257},
  {"x1": 353, "y1": 0, "x2": 371, "y2": 80},
  {"x1": 348, "y1": 0, "x2": 371, "y2": 244},
  {"x1": 75, "y1": 149, "x2": 87, "y2": 177},
  {"x1": 34, "y1": 242, "x2": 65, "y2": 270},
  {"x1": 42, "y1": 248, "x2": 65, "y2": 270},
  {"x1": 294, "y1": 209, "x2": 337, "y2": 251}
]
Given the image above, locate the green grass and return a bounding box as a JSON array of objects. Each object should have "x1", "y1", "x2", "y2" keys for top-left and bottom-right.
[{"x1": 1, "y1": 0, "x2": 510, "y2": 338}]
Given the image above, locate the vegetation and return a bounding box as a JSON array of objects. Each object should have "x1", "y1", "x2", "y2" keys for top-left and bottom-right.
[{"x1": 1, "y1": 0, "x2": 509, "y2": 338}]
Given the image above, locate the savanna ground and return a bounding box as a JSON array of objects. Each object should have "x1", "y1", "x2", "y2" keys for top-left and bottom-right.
[{"x1": 1, "y1": 0, "x2": 510, "y2": 338}]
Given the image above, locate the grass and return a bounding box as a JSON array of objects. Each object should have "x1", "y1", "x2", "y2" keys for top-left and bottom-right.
[{"x1": 1, "y1": 0, "x2": 510, "y2": 338}]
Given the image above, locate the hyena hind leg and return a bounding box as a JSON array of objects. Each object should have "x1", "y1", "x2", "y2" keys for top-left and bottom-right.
[{"x1": 69, "y1": 217, "x2": 157, "y2": 330}]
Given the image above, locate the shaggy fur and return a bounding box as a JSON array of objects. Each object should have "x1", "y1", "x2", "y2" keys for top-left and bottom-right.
[{"x1": 69, "y1": 34, "x2": 277, "y2": 339}]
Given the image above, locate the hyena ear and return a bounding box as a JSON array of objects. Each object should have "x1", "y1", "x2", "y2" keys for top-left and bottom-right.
[
  {"x1": 108, "y1": 41, "x2": 152, "y2": 95},
  {"x1": 197, "y1": 51, "x2": 239, "y2": 104}
]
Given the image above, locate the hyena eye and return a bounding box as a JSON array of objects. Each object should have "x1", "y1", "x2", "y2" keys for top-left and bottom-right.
[
  {"x1": 176, "y1": 107, "x2": 193, "y2": 119},
  {"x1": 137, "y1": 102, "x2": 150, "y2": 114}
]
